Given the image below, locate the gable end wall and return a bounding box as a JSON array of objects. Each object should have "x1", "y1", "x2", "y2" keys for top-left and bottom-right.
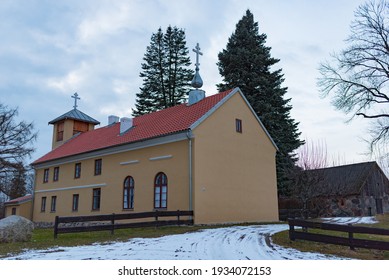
[{"x1": 192, "y1": 91, "x2": 279, "y2": 224}]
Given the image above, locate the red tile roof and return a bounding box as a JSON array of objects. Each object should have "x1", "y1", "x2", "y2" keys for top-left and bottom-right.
[
  {"x1": 33, "y1": 89, "x2": 234, "y2": 164},
  {"x1": 4, "y1": 194, "x2": 33, "y2": 205}
]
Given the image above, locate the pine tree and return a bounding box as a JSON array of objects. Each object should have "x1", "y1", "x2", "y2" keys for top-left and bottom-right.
[
  {"x1": 133, "y1": 26, "x2": 194, "y2": 116},
  {"x1": 217, "y1": 10, "x2": 303, "y2": 196}
]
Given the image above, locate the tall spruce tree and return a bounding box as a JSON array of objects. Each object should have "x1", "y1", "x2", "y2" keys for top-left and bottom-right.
[
  {"x1": 133, "y1": 26, "x2": 194, "y2": 116},
  {"x1": 217, "y1": 10, "x2": 303, "y2": 196}
]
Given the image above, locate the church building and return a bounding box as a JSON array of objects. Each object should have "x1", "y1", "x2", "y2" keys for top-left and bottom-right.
[{"x1": 31, "y1": 45, "x2": 279, "y2": 225}]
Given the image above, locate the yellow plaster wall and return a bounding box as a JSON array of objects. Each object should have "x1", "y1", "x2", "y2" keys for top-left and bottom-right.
[
  {"x1": 33, "y1": 140, "x2": 190, "y2": 223},
  {"x1": 5, "y1": 200, "x2": 33, "y2": 220},
  {"x1": 192, "y1": 91, "x2": 279, "y2": 224}
]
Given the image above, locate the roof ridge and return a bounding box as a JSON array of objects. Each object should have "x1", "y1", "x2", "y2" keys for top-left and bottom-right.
[
  {"x1": 33, "y1": 89, "x2": 235, "y2": 165},
  {"x1": 313, "y1": 161, "x2": 376, "y2": 171},
  {"x1": 49, "y1": 108, "x2": 100, "y2": 125}
]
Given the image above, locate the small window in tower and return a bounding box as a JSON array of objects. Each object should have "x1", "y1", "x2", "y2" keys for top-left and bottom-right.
[
  {"x1": 73, "y1": 121, "x2": 89, "y2": 135},
  {"x1": 56, "y1": 121, "x2": 64, "y2": 142},
  {"x1": 236, "y1": 119, "x2": 242, "y2": 133}
]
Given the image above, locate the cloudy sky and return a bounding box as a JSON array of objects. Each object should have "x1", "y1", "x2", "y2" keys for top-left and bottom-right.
[{"x1": 1, "y1": 0, "x2": 378, "y2": 167}]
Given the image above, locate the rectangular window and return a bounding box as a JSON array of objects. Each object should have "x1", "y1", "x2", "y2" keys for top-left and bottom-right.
[
  {"x1": 72, "y1": 194, "x2": 79, "y2": 212},
  {"x1": 50, "y1": 196, "x2": 57, "y2": 212},
  {"x1": 236, "y1": 118, "x2": 242, "y2": 133},
  {"x1": 41, "y1": 197, "x2": 46, "y2": 212},
  {"x1": 53, "y1": 167, "x2": 59, "y2": 182},
  {"x1": 43, "y1": 168, "x2": 49, "y2": 183},
  {"x1": 74, "y1": 163, "x2": 81, "y2": 179},
  {"x1": 73, "y1": 121, "x2": 88, "y2": 135},
  {"x1": 92, "y1": 188, "x2": 101, "y2": 211},
  {"x1": 56, "y1": 121, "x2": 64, "y2": 142},
  {"x1": 94, "y1": 159, "x2": 102, "y2": 176}
]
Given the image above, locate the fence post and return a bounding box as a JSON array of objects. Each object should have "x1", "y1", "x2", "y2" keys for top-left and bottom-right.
[
  {"x1": 155, "y1": 210, "x2": 159, "y2": 228},
  {"x1": 348, "y1": 223, "x2": 355, "y2": 250},
  {"x1": 111, "y1": 213, "x2": 115, "y2": 235},
  {"x1": 54, "y1": 216, "x2": 59, "y2": 239},
  {"x1": 288, "y1": 219, "x2": 295, "y2": 241},
  {"x1": 177, "y1": 210, "x2": 180, "y2": 223}
]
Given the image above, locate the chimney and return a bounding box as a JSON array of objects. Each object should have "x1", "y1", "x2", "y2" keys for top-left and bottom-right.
[
  {"x1": 120, "y1": 117, "x2": 133, "y2": 134},
  {"x1": 108, "y1": 115, "x2": 119, "y2": 125}
]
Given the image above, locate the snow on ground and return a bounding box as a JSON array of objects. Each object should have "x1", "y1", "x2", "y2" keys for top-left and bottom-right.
[
  {"x1": 3, "y1": 217, "x2": 377, "y2": 260},
  {"x1": 320, "y1": 216, "x2": 378, "y2": 225}
]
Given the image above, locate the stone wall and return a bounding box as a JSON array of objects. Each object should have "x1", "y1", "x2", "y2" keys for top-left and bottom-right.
[{"x1": 323, "y1": 193, "x2": 389, "y2": 217}]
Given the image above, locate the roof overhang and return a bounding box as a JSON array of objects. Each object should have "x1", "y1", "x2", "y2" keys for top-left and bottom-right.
[
  {"x1": 32, "y1": 130, "x2": 191, "y2": 169},
  {"x1": 190, "y1": 87, "x2": 279, "y2": 151}
]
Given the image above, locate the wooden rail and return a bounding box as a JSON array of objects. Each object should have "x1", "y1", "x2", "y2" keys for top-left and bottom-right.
[
  {"x1": 279, "y1": 209, "x2": 318, "y2": 221},
  {"x1": 54, "y1": 210, "x2": 193, "y2": 238},
  {"x1": 288, "y1": 219, "x2": 389, "y2": 251}
]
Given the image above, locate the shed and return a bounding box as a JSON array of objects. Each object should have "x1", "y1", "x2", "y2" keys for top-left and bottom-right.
[
  {"x1": 4, "y1": 194, "x2": 33, "y2": 220},
  {"x1": 310, "y1": 162, "x2": 389, "y2": 216}
]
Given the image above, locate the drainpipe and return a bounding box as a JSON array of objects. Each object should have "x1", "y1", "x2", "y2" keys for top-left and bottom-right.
[
  {"x1": 31, "y1": 168, "x2": 37, "y2": 221},
  {"x1": 186, "y1": 130, "x2": 193, "y2": 211}
]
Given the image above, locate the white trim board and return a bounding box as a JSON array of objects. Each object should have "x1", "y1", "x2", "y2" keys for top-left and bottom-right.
[{"x1": 35, "y1": 183, "x2": 107, "y2": 194}]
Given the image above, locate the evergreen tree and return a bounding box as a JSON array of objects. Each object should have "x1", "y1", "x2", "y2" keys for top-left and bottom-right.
[
  {"x1": 133, "y1": 26, "x2": 194, "y2": 116},
  {"x1": 217, "y1": 10, "x2": 303, "y2": 196}
]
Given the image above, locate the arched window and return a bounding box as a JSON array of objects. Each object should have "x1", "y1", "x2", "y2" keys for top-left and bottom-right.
[
  {"x1": 154, "y1": 172, "x2": 167, "y2": 209},
  {"x1": 123, "y1": 176, "x2": 134, "y2": 209}
]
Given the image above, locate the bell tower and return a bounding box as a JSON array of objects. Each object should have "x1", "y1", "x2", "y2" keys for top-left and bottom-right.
[{"x1": 49, "y1": 93, "x2": 100, "y2": 150}]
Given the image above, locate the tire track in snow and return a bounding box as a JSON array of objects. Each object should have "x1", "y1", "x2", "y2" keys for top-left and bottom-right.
[{"x1": 4, "y1": 224, "x2": 346, "y2": 260}]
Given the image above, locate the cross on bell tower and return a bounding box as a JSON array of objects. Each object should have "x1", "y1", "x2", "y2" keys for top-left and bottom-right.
[
  {"x1": 188, "y1": 42, "x2": 205, "y2": 105},
  {"x1": 191, "y1": 43, "x2": 203, "y2": 89},
  {"x1": 193, "y1": 43, "x2": 203, "y2": 71},
  {"x1": 71, "y1": 92, "x2": 80, "y2": 109}
]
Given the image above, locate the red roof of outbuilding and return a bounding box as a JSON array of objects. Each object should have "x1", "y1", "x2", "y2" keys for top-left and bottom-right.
[
  {"x1": 4, "y1": 194, "x2": 33, "y2": 205},
  {"x1": 33, "y1": 89, "x2": 234, "y2": 165}
]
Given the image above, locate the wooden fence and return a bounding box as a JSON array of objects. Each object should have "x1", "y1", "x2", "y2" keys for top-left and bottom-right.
[
  {"x1": 279, "y1": 209, "x2": 318, "y2": 221},
  {"x1": 288, "y1": 219, "x2": 389, "y2": 250},
  {"x1": 54, "y1": 210, "x2": 193, "y2": 238}
]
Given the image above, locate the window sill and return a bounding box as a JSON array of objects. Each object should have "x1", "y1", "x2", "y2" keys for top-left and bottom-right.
[{"x1": 153, "y1": 208, "x2": 167, "y2": 211}]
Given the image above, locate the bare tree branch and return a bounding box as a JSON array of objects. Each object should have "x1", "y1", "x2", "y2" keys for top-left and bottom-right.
[
  {"x1": 0, "y1": 103, "x2": 37, "y2": 198},
  {"x1": 318, "y1": 0, "x2": 389, "y2": 150}
]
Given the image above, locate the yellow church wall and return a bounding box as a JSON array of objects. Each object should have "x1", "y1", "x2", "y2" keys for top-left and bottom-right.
[
  {"x1": 33, "y1": 140, "x2": 190, "y2": 223},
  {"x1": 192, "y1": 91, "x2": 279, "y2": 224}
]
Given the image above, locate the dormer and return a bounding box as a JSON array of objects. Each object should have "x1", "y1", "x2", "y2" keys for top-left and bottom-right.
[{"x1": 49, "y1": 93, "x2": 100, "y2": 150}]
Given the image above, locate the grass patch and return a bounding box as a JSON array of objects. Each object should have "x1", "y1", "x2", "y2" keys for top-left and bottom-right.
[
  {"x1": 0, "y1": 225, "x2": 212, "y2": 259},
  {"x1": 272, "y1": 214, "x2": 389, "y2": 260}
]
